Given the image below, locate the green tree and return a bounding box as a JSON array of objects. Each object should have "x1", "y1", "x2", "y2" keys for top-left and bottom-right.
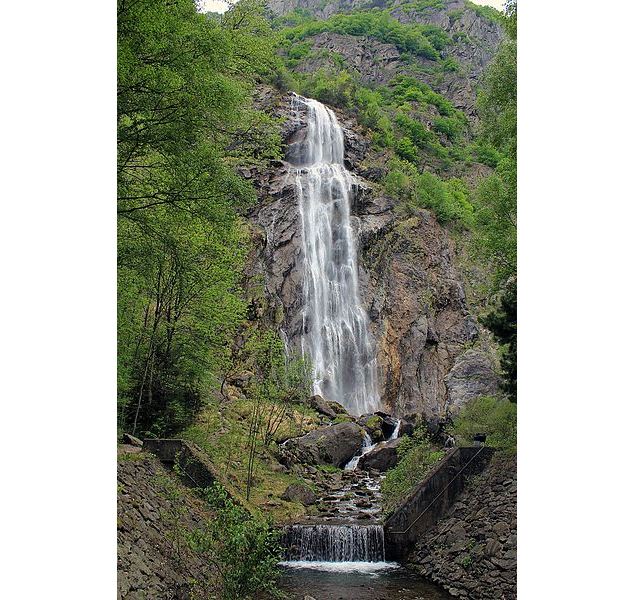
[
  {"x1": 472, "y1": 1, "x2": 517, "y2": 400},
  {"x1": 482, "y1": 278, "x2": 517, "y2": 402},
  {"x1": 191, "y1": 482, "x2": 283, "y2": 599},
  {"x1": 117, "y1": 0, "x2": 281, "y2": 436}
]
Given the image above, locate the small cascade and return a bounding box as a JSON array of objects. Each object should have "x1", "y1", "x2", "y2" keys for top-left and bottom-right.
[
  {"x1": 344, "y1": 432, "x2": 374, "y2": 471},
  {"x1": 282, "y1": 524, "x2": 385, "y2": 562},
  {"x1": 389, "y1": 419, "x2": 401, "y2": 441}
]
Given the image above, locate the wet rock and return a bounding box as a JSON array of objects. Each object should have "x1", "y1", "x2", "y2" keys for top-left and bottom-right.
[
  {"x1": 357, "y1": 413, "x2": 386, "y2": 442},
  {"x1": 358, "y1": 438, "x2": 402, "y2": 472}
]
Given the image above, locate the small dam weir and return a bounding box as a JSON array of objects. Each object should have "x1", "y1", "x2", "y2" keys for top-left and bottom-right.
[{"x1": 282, "y1": 524, "x2": 385, "y2": 562}]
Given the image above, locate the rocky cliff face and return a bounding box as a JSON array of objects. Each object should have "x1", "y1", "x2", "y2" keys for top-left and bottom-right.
[
  {"x1": 268, "y1": 0, "x2": 504, "y2": 117},
  {"x1": 246, "y1": 88, "x2": 498, "y2": 419}
]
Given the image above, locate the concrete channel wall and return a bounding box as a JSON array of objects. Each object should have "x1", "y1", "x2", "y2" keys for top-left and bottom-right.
[{"x1": 384, "y1": 446, "x2": 495, "y2": 559}]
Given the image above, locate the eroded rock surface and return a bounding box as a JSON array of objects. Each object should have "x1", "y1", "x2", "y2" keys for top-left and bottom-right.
[{"x1": 248, "y1": 89, "x2": 498, "y2": 419}]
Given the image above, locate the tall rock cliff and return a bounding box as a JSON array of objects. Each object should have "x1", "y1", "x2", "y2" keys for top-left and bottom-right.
[
  {"x1": 243, "y1": 0, "x2": 502, "y2": 419},
  {"x1": 268, "y1": 0, "x2": 503, "y2": 117},
  {"x1": 245, "y1": 89, "x2": 498, "y2": 419}
]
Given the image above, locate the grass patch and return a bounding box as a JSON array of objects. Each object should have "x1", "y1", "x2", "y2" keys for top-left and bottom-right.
[
  {"x1": 381, "y1": 427, "x2": 444, "y2": 515},
  {"x1": 180, "y1": 397, "x2": 322, "y2": 522},
  {"x1": 450, "y1": 395, "x2": 517, "y2": 453}
]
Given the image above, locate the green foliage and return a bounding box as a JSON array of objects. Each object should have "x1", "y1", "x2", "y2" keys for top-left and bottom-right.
[
  {"x1": 471, "y1": 158, "x2": 516, "y2": 286},
  {"x1": 465, "y1": 0, "x2": 505, "y2": 24},
  {"x1": 383, "y1": 158, "x2": 474, "y2": 226},
  {"x1": 117, "y1": 0, "x2": 282, "y2": 436},
  {"x1": 190, "y1": 482, "x2": 283, "y2": 600},
  {"x1": 482, "y1": 279, "x2": 516, "y2": 401},
  {"x1": 297, "y1": 68, "x2": 358, "y2": 109},
  {"x1": 382, "y1": 427, "x2": 444, "y2": 514},
  {"x1": 277, "y1": 9, "x2": 442, "y2": 60},
  {"x1": 395, "y1": 136, "x2": 419, "y2": 163},
  {"x1": 391, "y1": 76, "x2": 457, "y2": 117},
  {"x1": 476, "y1": 10, "x2": 516, "y2": 159},
  {"x1": 441, "y1": 56, "x2": 461, "y2": 72},
  {"x1": 402, "y1": 0, "x2": 445, "y2": 13},
  {"x1": 450, "y1": 396, "x2": 517, "y2": 453},
  {"x1": 469, "y1": 140, "x2": 503, "y2": 168},
  {"x1": 470, "y1": 1, "x2": 517, "y2": 385}
]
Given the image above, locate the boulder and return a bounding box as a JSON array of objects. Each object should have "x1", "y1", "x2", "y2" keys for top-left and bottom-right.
[
  {"x1": 358, "y1": 438, "x2": 402, "y2": 472},
  {"x1": 357, "y1": 414, "x2": 385, "y2": 442},
  {"x1": 285, "y1": 422, "x2": 366, "y2": 468},
  {"x1": 308, "y1": 394, "x2": 350, "y2": 419},
  {"x1": 308, "y1": 394, "x2": 337, "y2": 419},
  {"x1": 281, "y1": 484, "x2": 316, "y2": 506},
  {"x1": 122, "y1": 433, "x2": 143, "y2": 447}
]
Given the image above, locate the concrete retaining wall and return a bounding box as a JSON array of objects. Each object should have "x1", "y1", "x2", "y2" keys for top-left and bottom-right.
[{"x1": 384, "y1": 446, "x2": 494, "y2": 559}]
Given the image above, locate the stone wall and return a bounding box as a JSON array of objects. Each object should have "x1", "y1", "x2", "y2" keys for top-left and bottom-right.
[
  {"x1": 384, "y1": 446, "x2": 494, "y2": 559},
  {"x1": 117, "y1": 453, "x2": 219, "y2": 599},
  {"x1": 407, "y1": 455, "x2": 517, "y2": 599}
]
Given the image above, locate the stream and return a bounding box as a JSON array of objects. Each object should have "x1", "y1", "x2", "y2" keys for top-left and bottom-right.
[
  {"x1": 279, "y1": 562, "x2": 451, "y2": 600},
  {"x1": 280, "y1": 95, "x2": 449, "y2": 599}
]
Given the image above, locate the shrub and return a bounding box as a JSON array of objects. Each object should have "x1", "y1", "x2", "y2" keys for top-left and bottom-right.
[
  {"x1": 395, "y1": 136, "x2": 419, "y2": 163},
  {"x1": 383, "y1": 160, "x2": 474, "y2": 226},
  {"x1": 191, "y1": 483, "x2": 284, "y2": 600},
  {"x1": 450, "y1": 396, "x2": 517, "y2": 453}
]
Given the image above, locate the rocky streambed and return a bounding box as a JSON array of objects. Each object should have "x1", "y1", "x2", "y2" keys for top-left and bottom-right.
[{"x1": 277, "y1": 405, "x2": 454, "y2": 598}]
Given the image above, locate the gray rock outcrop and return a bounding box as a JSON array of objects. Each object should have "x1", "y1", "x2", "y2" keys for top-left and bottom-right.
[
  {"x1": 284, "y1": 422, "x2": 367, "y2": 467},
  {"x1": 358, "y1": 438, "x2": 402, "y2": 471}
]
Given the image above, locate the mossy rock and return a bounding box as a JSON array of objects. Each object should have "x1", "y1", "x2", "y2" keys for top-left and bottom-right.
[{"x1": 334, "y1": 414, "x2": 354, "y2": 424}]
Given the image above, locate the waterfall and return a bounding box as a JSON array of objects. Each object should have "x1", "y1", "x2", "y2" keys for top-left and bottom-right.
[
  {"x1": 289, "y1": 95, "x2": 380, "y2": 416},
  {"x1": 389, "y1": 419, "x2": 401, "y2": 441},
  {"x1": 282, "y1": 524, "x2": 385, "y2": 562},
  {"x1": 344, "y1": 432, "x2": 374, "y2": 471}
]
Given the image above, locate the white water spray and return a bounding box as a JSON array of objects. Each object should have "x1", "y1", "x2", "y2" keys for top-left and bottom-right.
[{"x1": 289, "y1": 95, "x2": 380, "y2": 416}]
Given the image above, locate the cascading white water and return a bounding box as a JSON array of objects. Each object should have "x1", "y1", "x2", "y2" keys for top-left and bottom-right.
[
  {"x1": 389, "y1": 419, "x2": 401, "y2": 441},
  {"x1": 289, "y1": 95, "x2": 380, "y2": 416},
  {"x1": 344, "y1": 418, "x2": 402, "y2": 471},
  {"x1": 282, "y1": 524, "x2": 385, "y2": 562},
  {"x1": 343, "y1": 432, "x2": 374, "y2": 471}
]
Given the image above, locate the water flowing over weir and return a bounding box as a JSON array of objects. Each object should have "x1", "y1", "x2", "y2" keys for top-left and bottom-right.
[
  {"x1": 289, "y1": 95, "x2": 380, "y2": 416},
  {"x1": 282, "y1": 524, "x2": 385, "y2": 562}
]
